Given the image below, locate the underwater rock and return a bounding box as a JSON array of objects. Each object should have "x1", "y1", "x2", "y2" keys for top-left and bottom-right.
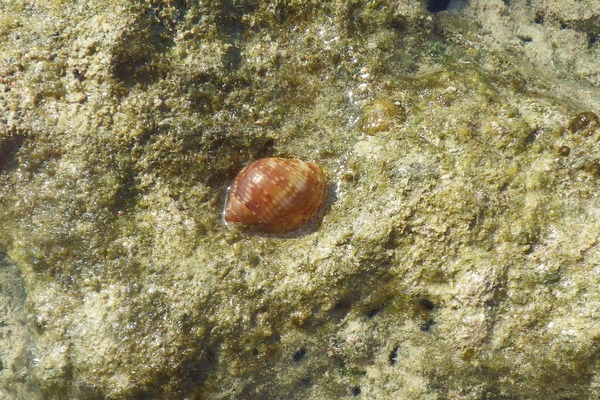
[{"x1": 0, "y1": 0, "x2": 598, "y2": 399}]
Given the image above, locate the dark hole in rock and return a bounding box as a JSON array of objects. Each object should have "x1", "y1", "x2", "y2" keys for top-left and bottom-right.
[
  {"x1": 205, "y1": 348, "x2": 218, "y2": 365},
  {"x1": 300, "y1": 376, "x2": 311, "y2": 387},
  {"x1": 418, "y1": 298, "x2": 435, "y2": 311},
  {"x1": 427, "y1": 0, "x2": 451, "y2": 13},
  {"x1": 519, "y1": 35, "x2": 533, "y2": 43},
  {"x1": 329, "y1": 300, "x2": 352, "y2": 320},
  {"x1": 389, "y1": 345, "x2": 399, "y2": 365},
  {"x1": 421, "y1": 319, "x2": 436, "y2": 332},
  {"x1": 352, "y1": 386, "x2": 361, "y2": 396},
  {"x1": 366, "y1": 305, "x2": 383, "y2": 319},
  {"x1": 534, "y1": 12, "x2": 544, "y2": 24},
  {"x1": 524, "y1": 128, "x2": 539, "y2": 144},
  {"x1": 0, "y1": 132, "x2": 26, "y2": 172},
  {"x1": 293, "y1": 348, "x2": 306, "y2": 362},
  {"x1": 224, "y1": 45, "x2": 242, "y2": 71}
]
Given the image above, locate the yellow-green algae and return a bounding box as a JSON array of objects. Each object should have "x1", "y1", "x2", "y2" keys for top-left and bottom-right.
[{"x1": 0, "y1": 0, "x2": 599, "y2": 399}]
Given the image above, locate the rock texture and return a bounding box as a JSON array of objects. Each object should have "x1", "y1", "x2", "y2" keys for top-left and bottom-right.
[{"x1": 0, "y1": 0, "x2": 598, "y2": 399}]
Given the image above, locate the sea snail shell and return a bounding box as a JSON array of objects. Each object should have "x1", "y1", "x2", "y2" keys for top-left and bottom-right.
[{"x1": 224, "y1": 157, "x2": 326, "y2": 232}]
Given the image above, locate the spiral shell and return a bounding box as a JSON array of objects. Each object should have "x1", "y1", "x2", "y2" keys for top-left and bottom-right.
[{"x1": 224, "y1": 157, "x2": 326, "y2": 232}]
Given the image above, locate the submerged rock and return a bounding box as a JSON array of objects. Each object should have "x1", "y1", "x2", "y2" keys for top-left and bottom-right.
[{"x1": 0, "y1": 0, "x2": 598, "y2": 399}]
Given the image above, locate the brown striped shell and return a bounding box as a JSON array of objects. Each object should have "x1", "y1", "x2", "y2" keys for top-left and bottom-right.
[{"x1": 224, "y1": 157, "x2": 326, "y2": 232}]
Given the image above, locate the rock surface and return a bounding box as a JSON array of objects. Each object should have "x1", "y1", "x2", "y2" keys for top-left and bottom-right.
[{"x1": 0, "y1": 0, "x2": 598, "y2": 398}]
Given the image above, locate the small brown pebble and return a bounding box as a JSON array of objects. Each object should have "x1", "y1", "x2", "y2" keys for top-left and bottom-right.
[
  {"x1": 359, "y1": 99, "x2": 406, "y2": 135},
  {"x1": 558, "y1": 146, "x2": 570, "y2": 156},
  {"x1": 568, "y1": 111, "x2": 598, "y2": 136}
]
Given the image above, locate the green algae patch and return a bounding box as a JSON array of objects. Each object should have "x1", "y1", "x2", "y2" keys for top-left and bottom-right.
[{"x1": 0, "y1": 0, "x2": 599, "y2": 399}]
